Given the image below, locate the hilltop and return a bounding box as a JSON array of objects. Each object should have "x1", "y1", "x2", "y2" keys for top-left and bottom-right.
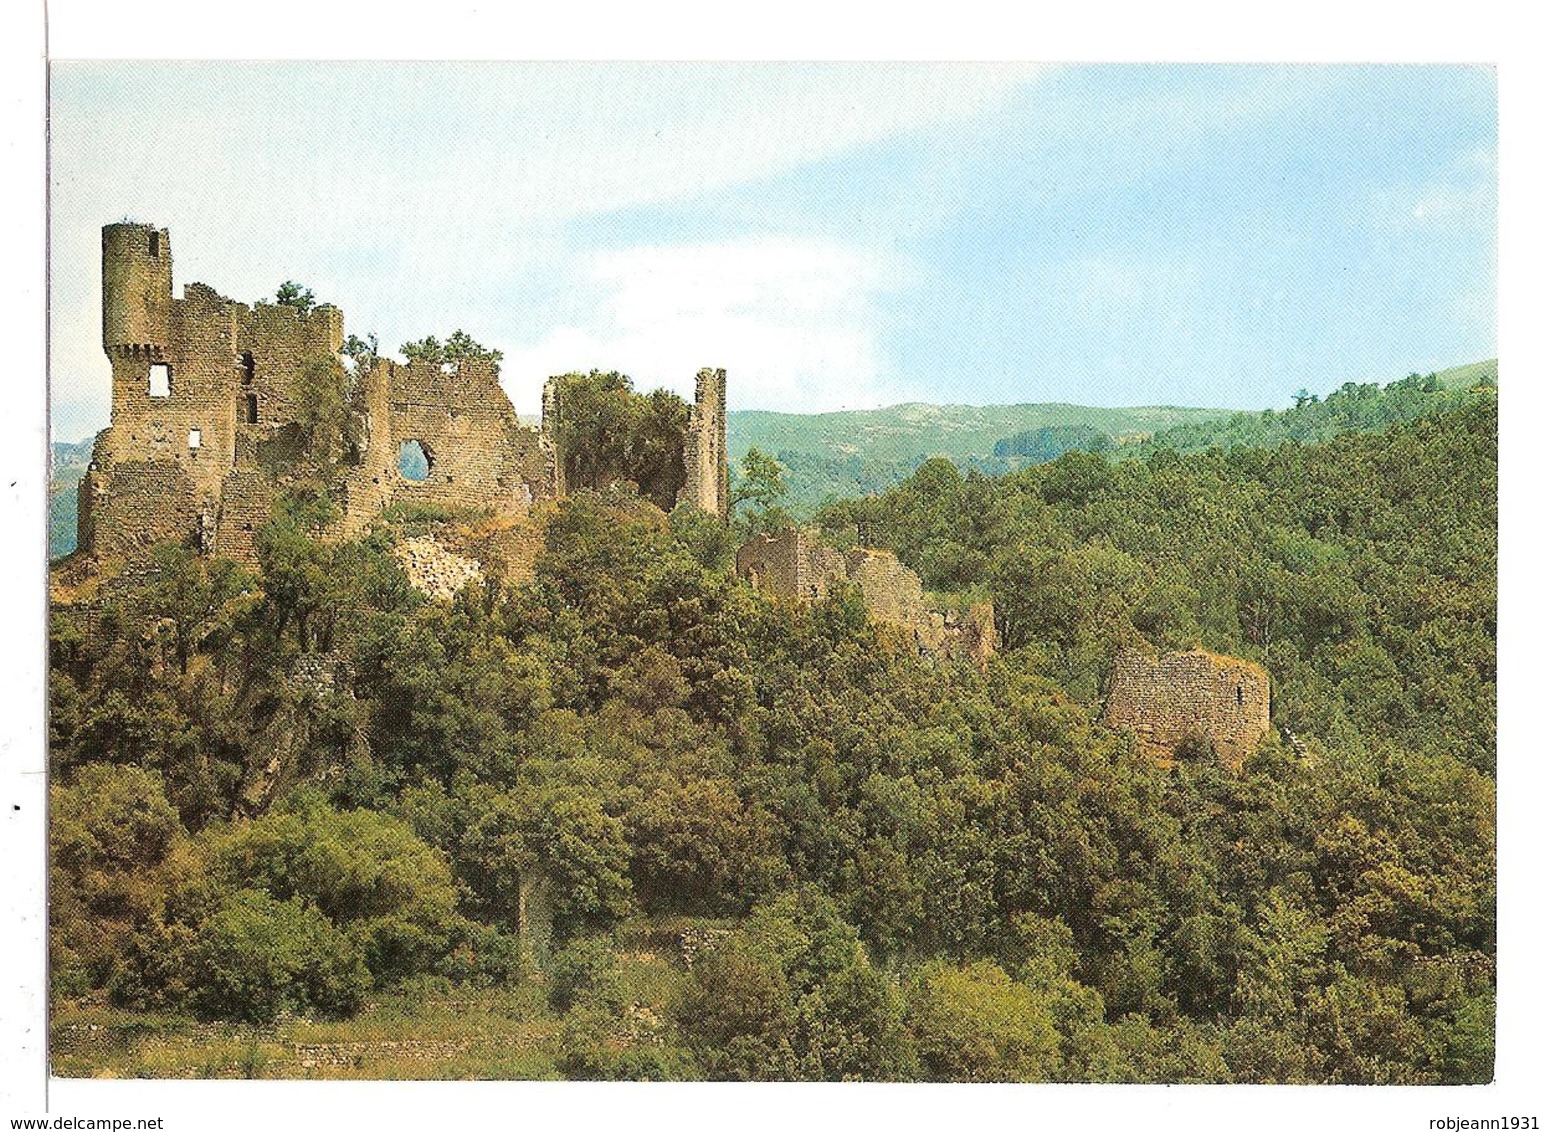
[{"x1": 726, "y1": 360, "x2": 1497, "y2": 515}]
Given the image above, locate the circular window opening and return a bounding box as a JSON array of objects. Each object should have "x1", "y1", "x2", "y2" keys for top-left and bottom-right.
[{"x1": 398, "y1": 439, "x2": 432, "y2": 482}]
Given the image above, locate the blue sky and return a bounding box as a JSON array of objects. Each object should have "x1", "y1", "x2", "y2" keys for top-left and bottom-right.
[{"x1": 48, "y1": 63, "x2": 1495, "y2": 440}]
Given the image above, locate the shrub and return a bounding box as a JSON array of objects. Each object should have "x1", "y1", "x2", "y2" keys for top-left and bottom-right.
[
  {"x1": 547, "y1": 937, "x2": 623, "y2": 1014},
  {"x1": 906, "y1": 960, "x2": 1062, "y2": 1082},
  {"x1": 188, "y1": 889, "x2": 370, "y2": 1022}
]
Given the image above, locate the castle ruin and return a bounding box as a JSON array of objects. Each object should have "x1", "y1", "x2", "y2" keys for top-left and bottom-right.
[
  {"x1": 1102, "y1": 646, "x2": 1271, "y2": 769},
  {"x1": 76, "y1": 223, "x2": 728, "y2": 570},
  {"x1": 736, "y1": 527, "x2": 998, "y2": 665}
]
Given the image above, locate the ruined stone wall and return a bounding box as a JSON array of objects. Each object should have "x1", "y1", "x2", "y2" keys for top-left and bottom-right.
[
  {"x1": 737, "y1": 528, "x2": 996, "y2": 665},
  {"x1": 382, "y1": 358, "x2": 551, "y2": 515},
  {"x1": 946, "y1": 602, "x2": 999, "y2": 667},
  {"x1": 105, "y1": 278, "x2": 240, "y2": 506},
  {"x1": 844, "y1": 548, "x2": 934, "y2": 632},
  {"x1": 1103, "y1": 647, "x2": 1271, "y2": 769},
  {"x1": 678, "y1": 367, "x2": 728, "y2": 519},
  {"x1": 77, "y1": 461, "x2": 200, "y2": 562},
  {"x1": 735, "y1": 529, "x2": 805, "y2": 596},
  {"x1": 540, "y1": 379, "x2": 566, "y2": 497},
  {"x1": 467, "y1": 516, "x2": 546, "y2": 588},
  {"x1": 735, "y1": 528, "x2": 849, "y2": 600},
  {"x1": 212, "y1": 469, "x2": 272, "y2": 567},
  {"x1": 235, "y1": 300, "x2": 344, "y2": 432},
  {"x1": 88, "y1": 223, "x2": 356, "y2": 565}
]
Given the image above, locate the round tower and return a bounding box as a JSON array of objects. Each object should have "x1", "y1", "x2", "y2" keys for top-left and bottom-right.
[{"x1": 102, "y1": 222, "x2": 172, "y2": 354}]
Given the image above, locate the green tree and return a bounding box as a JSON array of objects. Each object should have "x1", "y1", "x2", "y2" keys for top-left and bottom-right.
[
  {"x1": 273, "y1": 281, "x2": 316, "y2": 313},
  {"x1": 676, "y1": 889, "x2": 912, "y2": 1081},
  {"x1": 400, "y1": 330, "x2": 504, "y2": 370},
  {"x1": 732, "y1": 447, "x2": 789, "y2": 515},
  {"x1": 187, "y1": 889, "x2": 369, "y2": 1022},
  {"x1": 905, "y1": 960, "x2": 1062, "y2": 1082}
]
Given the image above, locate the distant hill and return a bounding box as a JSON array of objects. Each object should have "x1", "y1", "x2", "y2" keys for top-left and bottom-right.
[
  {"x1": 50, "y1": 439, "x2": 93, "y2": 560},
  {"x1": 1120, "y1": 360, "x2": 1497, "y2": 460},
  {"x1": 1431, "y1": 359, "x2": 1497, "y2": 391},
  {"x1": 729, "y1": 401, "x2": 1226, "y2": 465},
  {"x1": 726, "y1": 361, "x2": 1497, "y2": 515},
  {"x1": 727, "y1": 402, "x2": 1230, "y2": 515}
]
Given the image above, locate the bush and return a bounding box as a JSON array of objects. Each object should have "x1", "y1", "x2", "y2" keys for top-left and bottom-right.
[
  {"x1": 675, "y1": 889, "x2": 911, "y2": 1081},
  {"x1": 188, "y1": 889, "x2": 370, "y2": 1022},
  {"x1": 197, "y1": 795, "x2": 461, "y2": 985},
  {"x1": 547, "y1": 937, "x2": 623, "y2": 1014},
  {"x1": 906, "y1": 960, "x2": 1061, "y2": 1082}
]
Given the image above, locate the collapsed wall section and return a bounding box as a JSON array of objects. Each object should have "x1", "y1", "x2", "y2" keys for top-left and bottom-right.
[
  {"x1": 737, "y1": 528, "x2": 997, "y2": 664},
  {"x1": 736, "y1": 527, "x2": 845, "y2": 599},
  {"x1": 844, "y1": 548, "x2": 935, "y2": 634}
]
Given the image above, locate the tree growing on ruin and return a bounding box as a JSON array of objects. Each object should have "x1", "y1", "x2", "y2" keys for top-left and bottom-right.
[
  {"x1": 400, "y1": 330, "x2": 504, "y2": 371},
  {"x1": 546, "y1": 371, "x2": 692, "y2": 511},
  {"x1": 732, "y1": 447, "x2": 788, "y2": 514},
  {"x1": 273, "y1": 281, "x2": 316, "y2": 314},
  {"x1": 295, "y1": 353, "x2": 364, "y2": 478},
  {"x1": 343, "y1": 332, "x2": 379, "y2": 373}
]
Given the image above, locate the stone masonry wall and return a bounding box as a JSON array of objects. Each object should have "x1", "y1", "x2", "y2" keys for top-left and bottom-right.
[
  {"x1": 737, "y1": 528, "x2": 996, "y2": 665},
  {"x1": 678, "y1": 367, "x2": 728, "y2": 519},
  {"x1": 735, "y1": 528, "x2": 849, "y2": 600},
  {"x1": 212, "y1": 469, "x2": 273, "y2": 568},
  {"x1": 1103, "y1": 647, "x2": 1271, "y2": 769},
  {"x1": 844, "y1": 548, "x2": 934, "y2": 633},
  {"x1": 383, "y1": 358, "x2": 551, "y2": 515},
  {"x1": 78, "y1": 461, "x2": 200, "y2": 562}
]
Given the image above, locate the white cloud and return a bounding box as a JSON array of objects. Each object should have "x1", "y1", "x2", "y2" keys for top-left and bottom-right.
[
  {"x1": 498, "y1": 237, "x2": 912, "y2": 415},
  {"x1": 1410, "y1": 181, "x2": 1495, "y2": 223}
]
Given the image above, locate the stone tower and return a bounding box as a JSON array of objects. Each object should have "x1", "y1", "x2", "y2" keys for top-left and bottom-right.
[
  {"x1": 678, "y1": 367, "x2": 728, "y2": 519},
  {"x1": 1103, "y1": 646, "x2": 1271, "y2": 769},
  {"x1": 98, "y1": 221, "x2": 241, "y2": 502},
  {"x1": 102, "y1": 222, "x2": 173, "y2": 353}
]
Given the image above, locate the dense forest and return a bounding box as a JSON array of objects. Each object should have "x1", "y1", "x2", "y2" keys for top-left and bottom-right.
[
  {"x1": 48, "y1": 385, "x2": 1496, "y2": 1083},
  {"x1": 722, "y1": 361, "x2": 1495, "y2": 517}
]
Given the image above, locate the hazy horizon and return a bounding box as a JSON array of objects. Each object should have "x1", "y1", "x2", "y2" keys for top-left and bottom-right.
[{"x1": 48, "y1": 63, "x2": 1495, "y2": 443}]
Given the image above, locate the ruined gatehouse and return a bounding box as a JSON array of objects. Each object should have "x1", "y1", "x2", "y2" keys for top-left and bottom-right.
[{"x1": 76, "y1": 222, "x2": 728, "y2": 572}]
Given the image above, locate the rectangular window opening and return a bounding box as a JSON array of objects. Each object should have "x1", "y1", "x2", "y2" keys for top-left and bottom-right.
[
  {"x1": 188, "y1": 428, "x2": 202, "y2": 450},
  {"x1": 245, "y1": 392, "x2": 259, "y2": 424},
  {"x1": 148, "y1": 363, "x2": 172, "y2": 398}
]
